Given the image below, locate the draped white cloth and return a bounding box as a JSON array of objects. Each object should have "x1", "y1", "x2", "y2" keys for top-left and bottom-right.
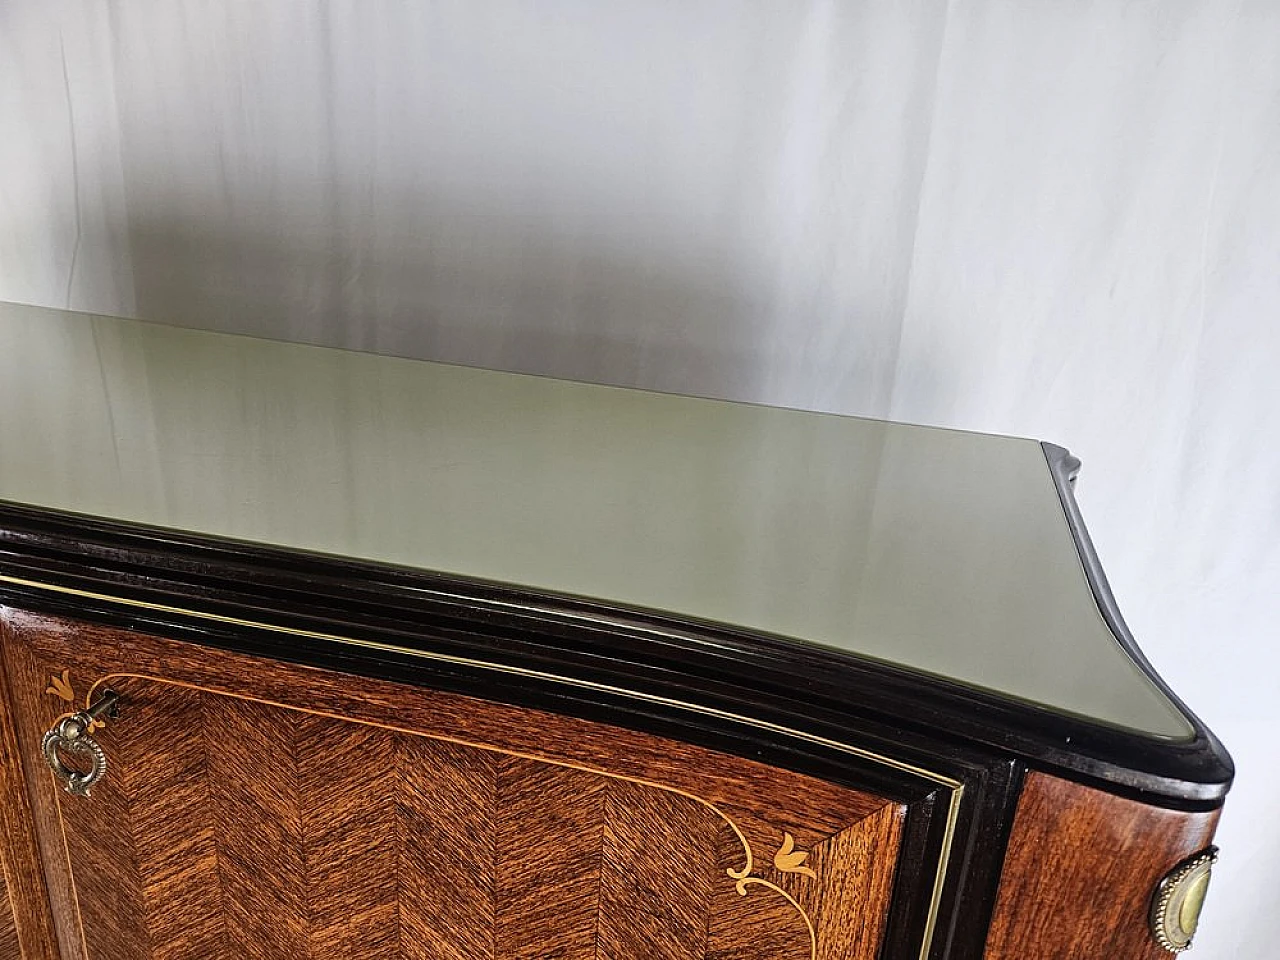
[{"x1": 3, "y1": 3, "x2": 1277, "y2": 955}]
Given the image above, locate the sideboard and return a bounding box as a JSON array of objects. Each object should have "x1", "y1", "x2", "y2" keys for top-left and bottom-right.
[{"x1": 0, "y1": 301, "x2": 1231, "y2": 959}]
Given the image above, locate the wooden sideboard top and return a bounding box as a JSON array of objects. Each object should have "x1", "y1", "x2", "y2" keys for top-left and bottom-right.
[{"x1": 0, "y1": 301, "x2": 1230, "y2": 802}]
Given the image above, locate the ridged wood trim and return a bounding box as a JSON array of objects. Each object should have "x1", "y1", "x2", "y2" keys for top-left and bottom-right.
[{"x1": 983, "y1": 771, "x2": 1221, "y2": 960}]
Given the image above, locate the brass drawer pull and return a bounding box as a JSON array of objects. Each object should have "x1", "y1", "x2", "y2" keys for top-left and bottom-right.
[
  {"x1": 41, "y1": 690, "x2": 121, "y2": 797},
  {"x1": 1150, "y1": 847, "x2": 1218, "y2": 953}
]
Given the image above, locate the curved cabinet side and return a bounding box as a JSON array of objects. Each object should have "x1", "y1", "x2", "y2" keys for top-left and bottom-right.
[
  {"x1": 1041, "y1": 443, "x2": 1232, "y2": 795},
  {"x1": 983, "y1": 771, "x2": 1220, "y2": 960}
]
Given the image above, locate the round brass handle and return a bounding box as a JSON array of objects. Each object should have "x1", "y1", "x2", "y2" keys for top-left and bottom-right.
[
  {"x1": 1150, "y1": 847, "x2": 1218, "y2": 953},
  {"x1": 40, "y1": 690, "x2": 120, "y2": 798}
]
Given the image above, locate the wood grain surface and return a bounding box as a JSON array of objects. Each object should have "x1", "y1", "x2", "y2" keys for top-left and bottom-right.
[
  {"x1": 983, "y1": 771, "x2": 1220, "y2": 960},
  {"x1": 0, "y1": 871, "x2": 18, "y2": 960},
  {"x1": 0, "y1": 618, "x2": 59, "y2": 960},
  {"x1": 1, "y1": 608, "x2": 905, "y2": 960}
]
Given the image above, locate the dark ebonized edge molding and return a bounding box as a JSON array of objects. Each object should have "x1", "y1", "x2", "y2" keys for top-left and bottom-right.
[
  {"x1": 0, "y1": 493, "x2": 1230, "y2": 808},
  {"x1": 0, "y1": 503, "x2": 1023, "y2": 960},
  {"x1": 1039, "y1": 442, "x2": 1233, "y2": 796}
]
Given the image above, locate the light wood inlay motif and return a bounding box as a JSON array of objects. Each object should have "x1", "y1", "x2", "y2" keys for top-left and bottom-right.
[
  {"x1": 44, "y1": 671, "x2": 74, "y2": 703},
  {"x1": 2, "y1": 611, "x2": 905, "y2": 960},
  {"x1": 774, "y1": 833, "x2": 818, "y2": 879}
]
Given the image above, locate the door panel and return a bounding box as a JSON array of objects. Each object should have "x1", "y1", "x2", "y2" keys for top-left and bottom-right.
[{"x1": 2, "y1": 609, "x2": 904, "y2": 960}]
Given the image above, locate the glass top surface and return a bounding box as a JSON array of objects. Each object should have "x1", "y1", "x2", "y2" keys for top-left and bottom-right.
[{"x1": 0, "y1": 302, "x2": 1191, "y2": 737}]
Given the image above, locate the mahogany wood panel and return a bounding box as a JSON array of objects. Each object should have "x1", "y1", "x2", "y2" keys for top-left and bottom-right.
[
  {"x1": 0, "y1": 619, "x2": 59, "y2": 960},
  {"x1": 398, "y1": 737, "x2": 496, "y2": 960},
  {"x1": 0, "y1": 873, "x2": 18, "y2": 960},
  {"x1": 1, "y1": 609, "x2": 904, "y2": 960},
  {"x1": 597, "y1": 778, "x2": 719, "y2": 960},
  {"x1": 984, "y1": 771, "x2": 1220, "y2": 960}
]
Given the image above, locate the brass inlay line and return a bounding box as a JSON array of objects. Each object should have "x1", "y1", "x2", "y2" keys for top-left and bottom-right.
[{"x1": 2, "y1": 572, "x2": 963, "y2": 960}]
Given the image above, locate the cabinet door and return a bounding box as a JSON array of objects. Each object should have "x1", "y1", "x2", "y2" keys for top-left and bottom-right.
[{"x1": 1, "y1": 610, "x2": 904, "y2": 960}]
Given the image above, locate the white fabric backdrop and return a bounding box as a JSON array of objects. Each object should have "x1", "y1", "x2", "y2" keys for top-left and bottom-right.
[{"x1": 3, "y1": 2, "x2": 1277, "y2": 955}]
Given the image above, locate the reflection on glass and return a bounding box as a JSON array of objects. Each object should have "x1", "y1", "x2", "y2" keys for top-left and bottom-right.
[{"x1": 0, "y1": 302, "x2": 1192, "y2": 738}]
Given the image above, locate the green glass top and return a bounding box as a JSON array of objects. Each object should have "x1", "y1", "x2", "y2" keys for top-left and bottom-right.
[{"x1": 0, "y1": 301, "x2": 1191, "y2": 738}]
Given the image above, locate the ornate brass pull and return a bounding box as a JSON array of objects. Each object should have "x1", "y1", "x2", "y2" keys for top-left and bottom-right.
[
  {"x1": 41, "y1": 690, "x2": 121, "y2": 797},
  {"x1": 1150, "y1": 847, "x2": 1218, "y2": 953}
]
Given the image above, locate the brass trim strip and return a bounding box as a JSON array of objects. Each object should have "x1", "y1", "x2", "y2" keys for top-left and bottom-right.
[{"x1": 1, "y1": 573, "x2": 963, "y2": 959}]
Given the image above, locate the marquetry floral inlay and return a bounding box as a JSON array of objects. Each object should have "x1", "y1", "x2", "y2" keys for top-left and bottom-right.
[
  {"x1": 773, "y1": 832, "x2": 818, "y2": 879},
  {"x1": 46, "y1": 670, "x2": 106, "y2": 731},
  {"x1": 45, "y1": 669, "x2": 75, "y2": 703}
]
